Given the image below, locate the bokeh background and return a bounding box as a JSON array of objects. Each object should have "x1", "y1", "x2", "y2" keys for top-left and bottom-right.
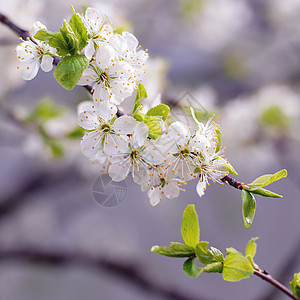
[{"x1": 0, "y1": 0, "x2": 300, "y2": 299}]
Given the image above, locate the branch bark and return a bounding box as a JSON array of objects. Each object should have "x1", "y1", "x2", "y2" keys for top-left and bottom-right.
[{"x1": 254, "y1": 269, "x2": 297, "y2": 300}]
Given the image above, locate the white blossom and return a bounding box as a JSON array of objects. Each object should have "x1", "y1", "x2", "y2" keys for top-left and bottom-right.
[
  {"x1": 81, "y1": 7, "x2": 114, "y2": 60},
  {"x1": 77, "y1": 100, "x2": 137, "y2": 158},
  {"x1": 77, "y1": 44, "x2": 136, "y2": 105},
  {"x1": 16, "y1": 21, "x2": 56, "y2": 80}
]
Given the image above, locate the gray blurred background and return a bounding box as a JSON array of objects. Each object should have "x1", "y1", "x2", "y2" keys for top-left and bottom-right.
[{"x1": 0, "y1": 0, "x2": 300, "y2": 299}]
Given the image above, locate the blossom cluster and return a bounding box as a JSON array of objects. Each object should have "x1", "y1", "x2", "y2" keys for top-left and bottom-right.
[{"x1": 14, "y1": 6, "x2": 234, "y2": 206}]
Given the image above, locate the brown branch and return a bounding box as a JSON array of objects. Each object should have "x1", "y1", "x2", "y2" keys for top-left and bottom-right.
[
  {"x1": 221, "y1": 175, "x2": 245, "y2": 190},
  {"x1": 0, "y1": 248, "x2": 207, "y2": 300},
  {"x1": 254, "y1": 269, "x2": 297, "y2": 300}
]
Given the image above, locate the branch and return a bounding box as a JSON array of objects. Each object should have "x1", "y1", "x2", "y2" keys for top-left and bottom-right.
[
  {"x1": 0, "y1": 12, "x2": 30, "y2": 40},
  {"x1": 0, "y1": 248, "x2": 206, "y2": 300},
  {"x1": 254, "y1": 269, "x2": 297, "y2": 300},
  {"x1": 221, "y1": 175, "x2": 245, "y2": 190}
]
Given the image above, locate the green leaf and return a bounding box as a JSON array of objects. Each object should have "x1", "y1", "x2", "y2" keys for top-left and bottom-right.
[
  {"x1": 248, "y1": 187, "x2": 282, "y2": 198},
  {"x1": 195, "y1": 241, "x2": 224, "y2": 265},
  {"x1": 54, "y1": 54, "x2": 89, "y2": 90},
  {"x1": 215, "y1": 156, "x2": 238, "y2": 175},
  {"x1": 215, "y1": 129, "x2": 221, "y2": 153},
  {"x1": 248, "y1": 169, "x2": 287, "y2": 190},
  {"x1": 223, "y1": 251, "x2": 254, "y2": 282},
  {"x1": 48, "y1": 140, "x2": 64, "y2": 158},
  {"x1": 35, "y1": 30, "x2": 69, "y2": 56},
  {"x1": 147, "y1": 120, "x2": 162, "y2": 139},
  {"x1": 183, "y1": 258, "x2": 203, "y2": 278},
  {"x1": 151, "y1": 242, "x2": 195, "y2": 258},
  {"x1": 146, "y1": 104, "x2": 170, "y2": 121},
  {"x1": 69, "y1": 6, "x2": 88, "y2": 51},
  {"x1": 132, "y1": 83, "x2": 147, "y2": 115},
  {"x1": 245, "y1": 237, "x2": 258, "y2": 259},
  {"x1": 203, "y1": 262, "x2": 223, "y2": 273},
  {"x1": 245, "y1": 237, "x2": 258, "y2": 267},
  {"x1": 242, "y1": 190, "x2": 256, "y2": 229},
  {"x1": 290, "y1": 273, "x2": 300, "y2": 299},
  {"x1": 59, "y1": 19, "x2": 79, "y2": 55},
  {"x1": 68, "y1": 126, "x2": 85, "y2": 139},
  {"x1": 181, "y1": 204, "x2": 200, "y2": 248},
  {"x1": 28, "y1": 99, "x2": 65, "y2": 123}
]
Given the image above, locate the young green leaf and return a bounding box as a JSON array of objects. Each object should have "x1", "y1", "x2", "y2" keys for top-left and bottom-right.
[
  {"x1": 69, "y1": 6, "x2": 88, "y2": 50},
  {"x1": 215, "y1": 129, "x2": 221, "y2": 153},
  {"x1": 151, "y1": 242, "x2": 195, "y2": 258},
  {"x1": 53, "y1": 54, "x2": 89, "y2": 90},
  {"x1": 247, "y1": 187, "x2": 282, "y2": 198},
  {"x1": 181, "y1": 204, "x2": 200, "y2": 248},
  {"x1": 223, "y1": 251, "x2": 254, "y2": 282},
  {"x1": 248, "y1": 169, "x2": 287, "y2": 190},
  {"x1": 147, "y1": 120, "x2": 162, "y2": 139},
  {"x1": 146, "y1": 104, "x2": 170, "y2": 121},
  {"x1": 35, "y1": 30, "x2": 69, "y2": 56},
  {"x1": 290, "y1": 273, "x2": 300, "y2": 299},
  {"x1": 59, "y1": 19, "x2": 79, "y2": 55},
  {"x1": 245, "y1": 237, "x2": 258, "y2": 258},
  {"x1": 183, "y1": 258, "x2": 203, "y2": 278},
  {"x1": 245, "y1": 237, "x2": 258, "y2": 267},
  {"x1": 203, "y1": 262, "x2": 223, "y2": 273},
  {"x1": 215, "y1": 156, "x2": 238, "y2": 175},
  {"x1": 242, "y1": 190, "x2": 256, "y2": 229},
  {"x1": 132, "y1": 83, "x2": 147, "y2": 115},
  {"x1": 195, "y1": 241, "x2": 224, "y2": 265}
]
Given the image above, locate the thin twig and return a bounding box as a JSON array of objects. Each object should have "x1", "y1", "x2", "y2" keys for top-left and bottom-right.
[
  {"x1": 0, "y1": 248, "x2": 205, "y2": 300},
  {"x1": 254, "y1": 269, "x2": 297, "y2": 300},
  {"x1": 221, "y1": 175, "x2": 245, "y2": 190}
]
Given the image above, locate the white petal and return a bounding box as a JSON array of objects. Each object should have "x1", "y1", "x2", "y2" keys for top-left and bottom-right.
[
  {"x1": 31, "y1": 21, "x2": 47, "y2": 37},
  {"x1": 122, "y1": 32, "x2": 139, "y2": 51},
  {"x1": 196, "y1": 180, "x2": 207, "y2": 197},
  {"x1": 131, "y1": 122, "x2": 149, "y2": 148},
  {"x1": 164, "y1": 181, "x2": 180, "y2": 199},
  {"x1": 78, "y1": 111, "x2": 99, "y2": 130},
  {"x1": 95, "y1": 44, "x2": 115, "y2": 70},
  {"x1": 113, "y1": 116, "x2": 137, "y2": 134},
  {"x1": 109, "y1": 34, "x2": 127, "y2": 56},
  {"x1": 81, "y1": 131, "x2": 102, "y2": 157},
  {"x1": 85, "y1": 7, "x2": 104, "y2": 33},
  {"x1": 93, "y1": 84, "x2": 110, "y2": 103},
  {"x1": 97, "y1": 101, "x2": 117, "y2": 122},
  {"x1": 77, "y1": 101, "x2": 95, "y2": 114},
  {"x1": 108, "y1": 159, "x2": 131, "y2": 182},
  {"x1": 84, "y1": 40, "x2": 96, "y2": 60},
  {"x1": 168, "y1": 121, "x2": 190, "y2": 147},
  {"x1": 77, "y1": 67, "x2": 97, "y2": 86},
  {"x1": 148, "y1": 188, "x2": 161, "y2": 206},
  {"x1": 20, "y1": 61, "x2": 40, "y2": 80},
  {"x1": 40, "y1": 54, "x2": 53, "y2": 72}
]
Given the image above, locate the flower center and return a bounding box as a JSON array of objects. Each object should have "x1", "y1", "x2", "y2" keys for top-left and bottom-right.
[
  {"x1": 180, "y1": 148, "x2": 190, "y2": 157},
  {"x1": 101, "y1": 123, "x2": 111, "y2": 133},
  {"x1": 130, "y1": 149, "x2": 139, "y2": 160}
]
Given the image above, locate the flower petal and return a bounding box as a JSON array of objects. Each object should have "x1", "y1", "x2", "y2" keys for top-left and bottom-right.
[
  {"x1": 97, "y1": 101, "x2": 117, "y2": 122},
  {"x1": 108, "y1": 158, "x2": 131, "y2": 182},
  {"x1": 95, "y1": 44, "x2": 115, "y2": 70},
  {"x1": 80, "y1": 131, "x2": 102, "y2": 157},
  {"x1": 109, "y1": 34, "x2": 127, "y2": 56},
  {"x1": 196, "y1": 180, "x2": 207, "y2": 197},
  {"x1": 168, "y1": 121, "x2": 190, "y2": 147},
  {"x1": 20, "y1": 61, "x2": 40, "y2": 80},
  {"x1": 148, "y1": 188, "x2": 161, "y2": 206},
  {"x1": 40, "y1": 54, "x2": 53, "y2": 72},
  {"x1": 113, "y1": 116, "x2": 137, "y2": 134},
  {"x1": 123, "y1": 32, "x2": 139, "y2": 51},
  {"x1": 78, "y1": 111, "x2": 99, "y2": 130},
  {"x1": 131, "y1": 122, "x2": 149, "y2": 148},
  {"x1": 84, "y1": 40, "x2": 96, "y2": 60}
]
